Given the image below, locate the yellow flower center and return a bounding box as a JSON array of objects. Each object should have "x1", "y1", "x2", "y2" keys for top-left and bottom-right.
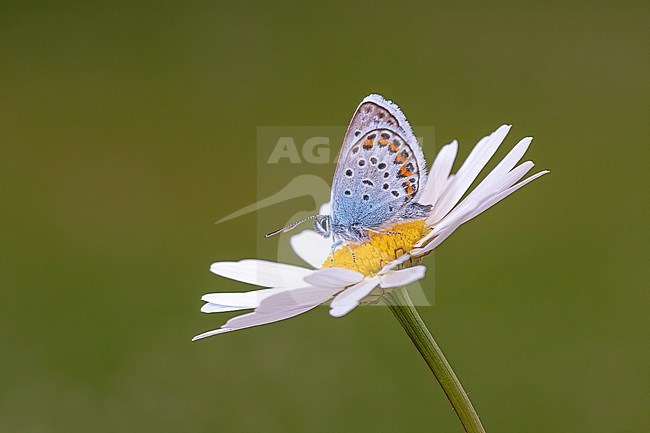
[{"x1": 323, "y1": 220, "x2": 431, "y2": 275}]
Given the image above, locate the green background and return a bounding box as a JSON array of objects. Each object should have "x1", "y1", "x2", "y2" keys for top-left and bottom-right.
[{"x1": 1, "y1": 1, "x2": 648, "y2": 432}]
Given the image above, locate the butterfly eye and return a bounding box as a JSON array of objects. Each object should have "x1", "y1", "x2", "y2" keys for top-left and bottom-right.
[
  {"x1": 313, "y1": 217, "x2": 330, "y2": 237},
  {"x1": 317, "y1": 218, "x2": 329, "y2": 234}
]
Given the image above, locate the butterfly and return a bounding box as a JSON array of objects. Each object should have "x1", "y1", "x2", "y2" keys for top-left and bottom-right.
[{"x1": 267, "y1": 94, "x2": 432, "y2": 252}]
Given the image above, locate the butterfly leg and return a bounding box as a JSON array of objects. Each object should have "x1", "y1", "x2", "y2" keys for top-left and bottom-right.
[
  {"x1": 328, "y1": 238, "x2": 356, "y2": 265},
  {"x1": 363, "y1": 227, "x2": 402, "y2": 236},
  {"x1": 328, "y1": 241, "x2": 339, "y2": 267},
  {"x1": 329, "y1": 238, "x2": 344, "y2": 267},
  {"x1": 343, "y1": 240, "x2": 356, "y2": 263}
]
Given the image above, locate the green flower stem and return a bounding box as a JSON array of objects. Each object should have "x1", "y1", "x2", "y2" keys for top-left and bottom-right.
[{"x1": 384, "y1": 287, "x2": 486, "y2": 433}]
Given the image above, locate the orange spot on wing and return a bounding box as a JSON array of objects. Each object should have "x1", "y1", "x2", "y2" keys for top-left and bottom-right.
[
  {"x1": 395, "y1": 153, "x2": 408, "y2": 164},
  {"x1": 400, "y1": 164, "x2": 415, "y2": 177},
  {"x1": 402, "y1": 180, "x2": 415, "y2": 195},
  {"x1": 363, "y1": 139, "x2": 374, "y2": 149},
  {"x1": 389, "y1": 142, "x2": 400, "y2": 152},
  {"x1": 378, "y1": 138, "x2": 389, "y2": 146}
]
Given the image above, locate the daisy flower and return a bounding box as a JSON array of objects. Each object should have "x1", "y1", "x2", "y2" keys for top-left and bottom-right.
[{"x1": 193, "y1": 124, "x2": 548, "y2": 341}]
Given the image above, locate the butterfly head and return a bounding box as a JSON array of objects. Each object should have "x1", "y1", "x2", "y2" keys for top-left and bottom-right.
[{"x1": 312, "y1": 215, "x2": 331, "y2": 238}]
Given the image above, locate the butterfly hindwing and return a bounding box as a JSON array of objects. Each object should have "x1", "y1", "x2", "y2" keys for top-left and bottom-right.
[{"x1": 332, "y1": 126, "x2": 427, "y2": 226}]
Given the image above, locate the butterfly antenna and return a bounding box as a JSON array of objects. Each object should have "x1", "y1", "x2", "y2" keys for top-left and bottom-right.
[{"x1": 265, "y1": 215, "x2": 319, "y2": 238}]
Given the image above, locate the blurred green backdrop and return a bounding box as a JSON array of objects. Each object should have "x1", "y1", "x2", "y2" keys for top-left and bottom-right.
[{"x1": 1, "y1": 1, "x2": 648, "y2": 432}]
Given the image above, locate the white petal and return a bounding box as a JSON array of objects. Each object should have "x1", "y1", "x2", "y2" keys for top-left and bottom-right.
[
  {"x1": 378, "y1": 253, "x2": 412, "y2": 274},
  {"x1": 200, "y1": 304, "x2": 247, "y2": 313},
  {"x1": 192, "y1": 304, "x2": 318, "y2": 340},
  {"x1": 329, "y1": 277, "x2": 381, "y2": 317},
  {"x1": 458, "y1": 137, "x2": 532, "y2": 205},
  {"x1": 414, "y1": 199, "x2": 480, "y2": 254},
  {"x1": 319, "y1": 202, "x2": 331, "y2": 215},
  {"x1": 256, "y1": 286, "x2": 341, "y2": 313},
  {"x1": 412, "y1": 226, "x2": 458, "y2": 257},
  {"x1": 442, "y1": 166, "x2": 545, "y2": 231},
  {"x1": 192, "y1": 286, "x2": 338, "y2": 340},
  {"x1": 434, "y1": 161, "x2": 534, "y2": 227},
  {"x1": 192, "y1": 328, "x2": 233, "y2": 340},
  {"x1": 464, "y1": 170, "x2": 550, "y2": 223},
  {"x1": 200, "y1": 287, "x2": 290, "y2": 312},
  {"x1": 303, "y1": 267, "x2": 364, "y2": 288},
  {"x1": 210, "y1": 259, "x2": 313, "y2": 288},
  {"x1": 419, "y1": 140, "x2": 458, "y2": 207},
  {"x1": 290, "y1": 230, "x2": 331, "y2": 269},
  {"x1": 483, "y1": 137, "x2": 531, "y2": 180},
  {"x1": 429, "y1": 125, "x2": 510, "y2": 224},
  {"x1": 380, "y1": 266, "x2": 427, "y2": 288},
  {"x1": 415, "y1": 170, "x2": 548, "y2": 256}
]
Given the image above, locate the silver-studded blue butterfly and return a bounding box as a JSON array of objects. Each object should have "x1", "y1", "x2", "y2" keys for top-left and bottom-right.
[{"x1": 267, "y1": 94, "x2": 432, "y2": 250}]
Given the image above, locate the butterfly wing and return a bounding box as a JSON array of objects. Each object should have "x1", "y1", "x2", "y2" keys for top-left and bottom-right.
[
  {"x1": 331, "y1": 94, "x2": 424, "y2": 195},
  {"x1": 330, "y1": 95, "x2": 430, "y2": 241}
]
